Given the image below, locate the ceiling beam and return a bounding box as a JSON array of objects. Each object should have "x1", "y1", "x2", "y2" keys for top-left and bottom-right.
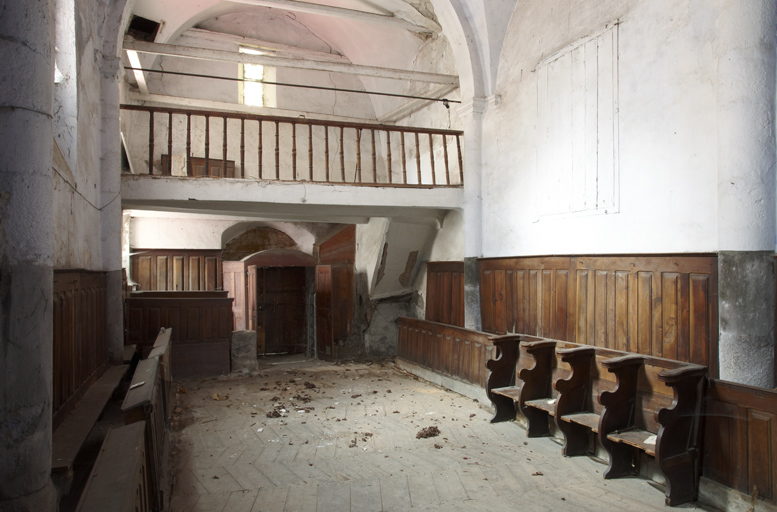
[
  {"x1": 124, "y1": 91, "x2": 388, "y2": 125},
  {"x1": 125, "y1": 49, "x2": 149, "y2": 95},
  {"x1": 124, "y1": 38, "x2": 459, "y2": 86},
  {"x1": 183, "y1": 28, "x2": 349, "y2": 64},
  {"x1": 227, "y1": 0, "x2": 437, "y2": 34}
]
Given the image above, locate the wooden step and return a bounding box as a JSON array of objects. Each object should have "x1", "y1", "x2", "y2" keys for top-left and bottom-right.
[{"x1": 52, "y1": 364, "x2": 129, "y2": 473}]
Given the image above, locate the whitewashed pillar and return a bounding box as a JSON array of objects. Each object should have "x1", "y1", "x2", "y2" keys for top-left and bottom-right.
[
  {"x1": 0, "y1": 0, "x2": 58, "y2": 510},
  {"x1": 458, "y1": 97, "x2": 487, "y2": 331},
  {"x1": 716, "y1": 0, "x2": 777, "y2": 387}
]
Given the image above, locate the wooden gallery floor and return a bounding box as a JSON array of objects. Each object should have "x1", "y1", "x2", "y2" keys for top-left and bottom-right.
[{"x1": 169, "y1": 358, "x2": 712, "y2": 512}]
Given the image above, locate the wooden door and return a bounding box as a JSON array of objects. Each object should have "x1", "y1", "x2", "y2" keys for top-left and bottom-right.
[
  {"x1": 246, "y1": 266, "x2": 257, "y2": 331},
  {"x1": 256, "y1": 267, "x2": 307, "y2": 354},
  {"x1": 316, "y1": 266, "x2": 333, "y2": 360},
  {"x1": 222, "y1": 261, "x2": 247, "y2": 331}
]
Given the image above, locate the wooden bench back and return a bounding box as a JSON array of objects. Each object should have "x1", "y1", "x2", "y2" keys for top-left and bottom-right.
[{"x1": 633, "y1": 359, "x2": 688, "y2": 434}]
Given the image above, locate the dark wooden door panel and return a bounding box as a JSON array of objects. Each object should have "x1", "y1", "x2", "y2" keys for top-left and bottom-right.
[
  {"x1": 316, "y1": 266, "x2": 333, "y2": 359},
  {"x1": 257, "y1": 267, "x2": 306, "y2": 354}
]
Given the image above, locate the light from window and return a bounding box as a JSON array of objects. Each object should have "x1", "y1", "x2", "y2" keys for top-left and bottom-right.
[{"x1": 240, "y1": 47, "x2": 264, "y2": 107}]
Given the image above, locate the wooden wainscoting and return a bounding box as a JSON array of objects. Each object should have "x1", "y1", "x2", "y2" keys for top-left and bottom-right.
[
  {"x1": 479, "y1": 255, "x2": 719, "y2": 377},
  {"x1": 130, "y1": 249, "x2": 222, "y2": 292},
  {"x1": 426, "y1": 261, "x2": 464, "y2": 327},
  {"x1": 703, "y1": 380, "x2": 777, "y2": 503},
  {"x1": 53, "y1": 270, "x2": 108, "y2": 429},
  {"x1": 397, "y1": 317, "x2": 494, "y2": 387}
]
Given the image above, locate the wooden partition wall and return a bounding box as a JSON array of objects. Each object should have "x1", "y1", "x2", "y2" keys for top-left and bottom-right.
[
  {"x1": 426, "y1": 261, "x2": 464, "y2": 327},
  {"x1": 397, "y1": 317, "x2": 494, "y2": 387},
  {"x1": 479, "y1": 255, "x2": 719, "y2": 377},
  {"x1": 53, "y1": 270, "x2": 108, "y2": 429},
  {"x1": 130, "y1": 249, "x2": 222, "y2": 292},
  {"x1": 125, "y1": 291, "x2": 233, "y2": 379}
]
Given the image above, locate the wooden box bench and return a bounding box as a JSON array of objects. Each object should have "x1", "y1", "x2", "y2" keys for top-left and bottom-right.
[
  {"x1": 486, "y1": 335, "x2": 707, "y2": 506},
  {"x1": 75, "y1": 421, "x2": 150, "y2": 512},
  {"x1": 52, "y1": 364, "x2": 129, "y2": 477},
  {"x1": 122, "y1": 328, "x2": 172, "y2": 512}
]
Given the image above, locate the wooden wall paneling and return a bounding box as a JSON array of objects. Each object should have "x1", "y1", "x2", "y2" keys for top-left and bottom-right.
[
  {"x1": 481, "y1": 270, "x2": 494, "y2": 331},
  {"x1": 53, "y1": 271, "x2": 108, "y2": 428},
  {"x1": 189, "y1": 256, "x2": 200, "y2": 290},
  {"x1": 478, "y1": 255, "x2": 718, "y2": 372},
  {"x1": 748, "y1": 409, "x2": 777, "y2": 500},
  {"x1": 173, "y1": 256, "x2": 185, "y2": 291},
  {"x1": 452, "y1": 271, "x2": 464, "y2": 327},
  {"x1": 690, "y1": 273, "x2": 711, "y2": 369},
  {"x1": 156, "y1": 255, "x2": 168, "y2": 290},
  {"x1": 442, "y1": 272, "x2": 452, "y2": 325},
  {"x1": 494, "y1": 269, "x2": 506, "y2": 334},
  {"x1": 205, "y1": 256, "x2": 219, "y2": 290}
]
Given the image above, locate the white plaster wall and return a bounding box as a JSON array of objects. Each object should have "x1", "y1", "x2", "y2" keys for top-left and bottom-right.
[
  {"x1": 51, "y1": 0, "x2": 113, "y2": 270},
  {"x1": 482, "y1": 0, "x2": 721, "y2": 256},
  {"x1": 129, "y1": 213, "x2": 322, "y2": 254}
]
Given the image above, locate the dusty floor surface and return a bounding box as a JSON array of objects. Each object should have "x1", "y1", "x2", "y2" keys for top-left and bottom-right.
[{"x1": 169, "y1": 357, "x2": 712, "y2": 512}]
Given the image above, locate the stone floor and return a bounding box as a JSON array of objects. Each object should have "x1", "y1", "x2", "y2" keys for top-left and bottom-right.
[{"x1": 168, "y1": 356, "x2": 715, "y2": 512}]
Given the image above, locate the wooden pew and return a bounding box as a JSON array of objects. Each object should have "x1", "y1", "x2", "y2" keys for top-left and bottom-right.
[
  {"x1": 75, "y1": 421, "x2": 151, "y2": 512},
  {"x1": 147, "y1": 327, "x2": 173, "y2": 425},
  {"x1": 485, "y1": 335, "x2": 707, "y2": 506},
  {"x1": 122, "y1": 353, "x2": 169, "y2": 512},
  {"x1": 599, "y1": 357, "x2": 706, "y2": 506},
  {"x1": 52, "y1": 364, "x2": 129, "y2": 477}
]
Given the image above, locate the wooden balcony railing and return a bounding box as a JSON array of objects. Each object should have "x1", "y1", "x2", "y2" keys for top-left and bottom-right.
[{"x1": 121, "y1": 104, "x2": 464, "y2": 187}]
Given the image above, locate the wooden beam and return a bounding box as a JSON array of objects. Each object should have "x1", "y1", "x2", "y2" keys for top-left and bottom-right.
[
  {"x1": 227, "y1": 0, "x2": 437, "y2": 34},
  {"x1": 183, "y1": 28, "x2": 349, "y2": 64},
  {"x1": 378, "y1": 84, "x2": 459, "y2": 123},
  {"x1": 125, "y1": 50, "x2": 149, "y2": 95},
  {"x1": 124, "y1": 91, "x2": 388, "y2": 126},
  {"x1": 124, "y1": 38, "x2": 459, "y2": 86}
]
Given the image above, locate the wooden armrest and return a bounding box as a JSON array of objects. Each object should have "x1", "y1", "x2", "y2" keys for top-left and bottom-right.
[
  {"x1": 601, "y1": 354, "x2": 644, "y2": 370},
  {"x1": 488, "y1": 334, "x2": 523, "y2": 343},
  {"x1": 556, "y1": 346, "x2": 596, "y2": 358},
  {"x1": 657, "y1": 364, "x2": 706, "y2": 383},
  {"x1": 521, "y1": 340, "x2": 557, "y2": 351}
]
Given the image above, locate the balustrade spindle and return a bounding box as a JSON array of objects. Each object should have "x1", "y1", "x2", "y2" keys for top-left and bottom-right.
[
  {"x1": 148, "y1": 111, "x2": 154, "y2": 175},
  {"x1": 371, "y1": 129, "x2": 377, "y2": 183},
  {"x1": 186, "y1": 113, "x2": 192, "y2": 176},
  {"x1": 443, "y1": 134, "x2": 450, "y2": 185},
  {"x1": 308, "y1": 124, "x2": 313, "y2": 181},
  {"x1": 258, "y1": 120, "x2": 263, "y2": 179},
  {"x1": 240, "y1": 118, "x2": 245, "y2": 179},
  {"x1": 325, "y1": 126, "x2": 330, "y2": 183},
  {"x1": 292, "y1": 122, "x2": 297, "y2": 180},
  {"x1": 456, "y1": 134, "x2": 463, "y2": 184},
  {"x1": 401, "y1": 132, "x2": 407, "y2": 185},
  {"x1": 274, "y1": 121, "x2": 280, "y2": 180},
  {"x1": 339, "y1": 126, "x2": 345, "y2": 182},
  {"x1": 222, "y1": 116, "x2": 228, "y2": 177},
  {"x1": 415, "y1": 132, "x2": 421, "y2": 184},
  {"x1": 356, "y1": 129, "x2": 362, "y2": 183},
  {"x1": 429, "y1": 133, "x2": 436, "y2": 185},
  {"x1": 167, "y1": 112, "x2": 173, "y2": 175},
  {"x1": 386, "y1": 130, "x2": 392, "y2": 184},
  {"x1": 204, "y1": 115, "x2": 210, "y2": 176}
]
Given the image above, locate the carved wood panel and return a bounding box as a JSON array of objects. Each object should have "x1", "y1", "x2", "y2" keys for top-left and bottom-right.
[
  {"x1": 479, "y1": 255, "x2": 718, "y2": 376},
  {"x1": 426, "y1": 261, "x2": 464, "y2": 327},
  {"x1": 130, "y1": 249, "x2": 222, "y2": 292}
]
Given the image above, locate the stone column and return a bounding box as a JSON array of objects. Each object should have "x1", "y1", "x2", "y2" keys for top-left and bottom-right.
[
  {"x1": 101, "y1": 54, "x2": 126, "y2": 363},
  {"x1": 0, "y1": 1, "x2": 58, "y2": 511},
  {"x1": 716, "y1": 0, "x2": 777, "y2": 387},
  {"x1": 458, "y1": 98, "x2": 487, "y2": 331}
]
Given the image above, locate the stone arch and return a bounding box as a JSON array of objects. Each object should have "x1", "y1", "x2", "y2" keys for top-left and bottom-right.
[{"x1": 223, "y1": 226, "x2": 298, "y2": 261}]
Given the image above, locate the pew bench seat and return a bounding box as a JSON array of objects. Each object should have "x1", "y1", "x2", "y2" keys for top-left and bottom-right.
[{"x1": 51, "y1": 364, "x2": 129, "y2": 474}]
